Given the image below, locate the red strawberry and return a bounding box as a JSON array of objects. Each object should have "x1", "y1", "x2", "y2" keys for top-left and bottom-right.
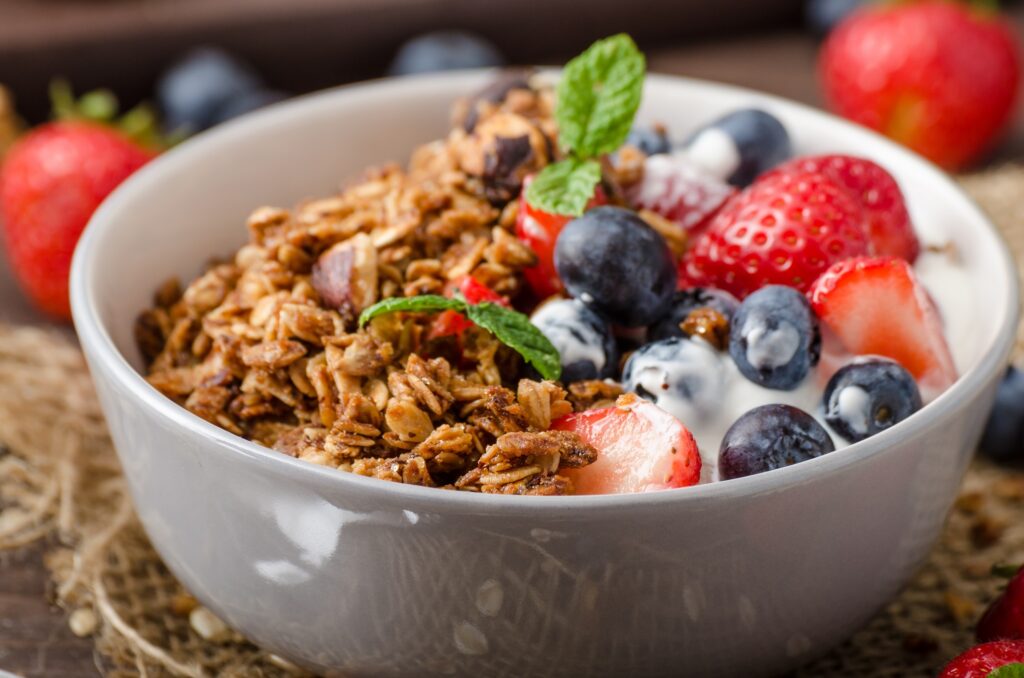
[
  {"x1": 681, "y1": 169, "x2": 869, "y2": 298},
  {"x1": 939, "y1": 640, "x2": 1024, "y2": 678},
  {"x1": 977, "y1": 565, "x2": 1024, "y2": 643},
  {"x1": 808, "y1": 256, "x2": 957, "y2": 395},
  {"x1": 553, "y1": 393, "x2": 701, "y2": 494},
  {"x1": 766, "y1": 154, "x2": 919, "y2": 262},
  {"x1": 429, "y1": 275, "x2": 507, "y2": 339},
  {"x1": 1, "y1": 121, "x2": 153, "y2": 318},
  {"x1": 515, "y1": 176, "x2": 605, "y2": 299},
  {"x1": 628, "y1": 153, "x2": 736, "y2": 236},
  {"x1": 820, "y1": 1, "x2": 1021, "y2": 170}
]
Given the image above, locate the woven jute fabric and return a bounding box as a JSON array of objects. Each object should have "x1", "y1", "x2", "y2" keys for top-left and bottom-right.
[{"x1": 1, "y1": 168, "x2": 1023, "y2": 677}]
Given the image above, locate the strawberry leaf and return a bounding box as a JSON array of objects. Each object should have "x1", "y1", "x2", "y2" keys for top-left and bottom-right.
[{"x1": 988, "y1": 664, "x2": 1024, "y2": 678}]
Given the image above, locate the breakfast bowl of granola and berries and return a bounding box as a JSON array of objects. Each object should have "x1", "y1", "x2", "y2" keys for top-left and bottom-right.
[{"x1": 70, "y1": 36, "x2": 1018, "y2": 677}]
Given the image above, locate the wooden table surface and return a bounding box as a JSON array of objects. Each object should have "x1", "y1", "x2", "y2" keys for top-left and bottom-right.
[{"x1": 2, "y1": 15, "x2": 1024, "y2": 677}]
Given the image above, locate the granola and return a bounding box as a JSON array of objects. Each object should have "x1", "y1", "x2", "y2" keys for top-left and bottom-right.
[{"x1": 139, "y1": 75, "x2": 601, "y2": 494}]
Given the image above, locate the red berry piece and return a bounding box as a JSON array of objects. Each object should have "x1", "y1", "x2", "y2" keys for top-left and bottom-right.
[
  {"x1": 553, "y1": 394, "x2": 701, "y2": 494},
  {"x1": 978, "y1": 565, "x2": 1024, "y2": 643},
  {"x1": 766, "y1": 154, "x2": 919, "y2": 262},
  {"x1": 681, "y1": 169, "x2": 869, "y2": 298},
  {"x1": 428, "y1": 275, "x2": 506, "y2": 339},
  {"x1": 1, "y1": 121, "x2": 153, "y2": 319},
  {"x1": 939, "y1": 640, "x2": 1024, "y2": 678},
  {"x1": 628, "y1": 153, "x2": 736, "y2": 236},
  {"x1": 808, "y1": 256, "x2": 957, "y2": 395},
  {"x1": 820, "y1": 1, "x2": 1021, "y2": 170},
  {"x1": 515, "y1": 175, "x2": 605, "y2": 300}
]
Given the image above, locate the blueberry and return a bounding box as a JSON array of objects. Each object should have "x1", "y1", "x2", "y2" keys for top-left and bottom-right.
[
  {"x1": 729, "y1": 285, "x2": 820, "y2": 390},
  {"x1": 388, "y1": 31, "x2": 504, "y2": 77},
  {"x1": 624, "y1": 125, "x2": 671, "y2": 156},
  {"x1": 622, "y1": 337, "x2": 725, "y2": 422},
  {"x1": 554, "y1": 206, "x2": 677, "y2": 327},
  {"x1": 823, "y1": 358, "x2": 922, "y2": 443},
  {"x1": 979, "y1": 365, "x2": 1024, "y2": 463},
  {"x1": 650, "y1": 288, "x2": 740, "y2": 342},
  {"x1": 209, "y1": 88, "x2": 288, "y2": 126},
  {"x1": 719, "y1": 404, "x2": 835, "y2": 480},
  {"x1": 530, "y1": 299, "x2": 618, "y2": 382},
  {"x1": 805, "y1": 0, "x2": 863, "y2": 38},
  {"x1": 158, "y1": 47, "x2": 263, "y2": 133},
  {"x1": 684, "y1": 109, "x2": 791, "y2": 187}
]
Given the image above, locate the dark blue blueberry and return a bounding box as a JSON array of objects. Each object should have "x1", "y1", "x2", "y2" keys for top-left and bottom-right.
[
  {"x1": 530, "y1": 299, "x2": 618, "y2": 383},
  {"x1": 719, "y1": 404, "x2": 835, "y2": 480},
  {"x1": 158, "y1": 47, "x2": 263, "y2": 133},
  {"x1": 729, "y1": 285, "x2": 820, "y2": 390},
  {"x1": 209, "y1": 88, "x2": 289, "y2": 126},
  {"x1": 622, "y1": 337, "x2": 725, "y2": 422},
  {"x1": 823, "y1": 359, "x2": 922, "y2": 442},
  {"x1": 625, "y1": 125, "x2": 671, "y2": 156},
  {"x1": 980, "y1": 365, "x2": 1024, "y2": 463},
  {"x1": 805, "y1": 0, "x2": 864, "y2": 38},
  {"x1": 388, "y1": 31, "x2": 504, "y2": 77},
  {"x1": 649, "y1": 288, "x2": 740, "y2": 342},
  {"x1": 554, "y1": 206, "x2": 677, "y2": 327},
  {"x1": 684, "y1": 108, "x2": 791, "y2": 187}
]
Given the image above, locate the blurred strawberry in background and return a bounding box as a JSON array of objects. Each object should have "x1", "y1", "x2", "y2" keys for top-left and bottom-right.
[
  {"x1": 0, "y1": 84, "x2": 159, "y2": 319},
  {"x1": 819, "y1": 0, "x2": 1021, "y2": 170}
]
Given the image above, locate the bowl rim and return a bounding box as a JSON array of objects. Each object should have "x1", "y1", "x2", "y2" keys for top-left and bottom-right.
[{"x1": 70, "y1": 70, "x2": 1020, "y2": 513}]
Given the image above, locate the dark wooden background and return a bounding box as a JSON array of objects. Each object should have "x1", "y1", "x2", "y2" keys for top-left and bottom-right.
[{"x1": 1, "y1": 4, "x2": 1023, "y2": 675}]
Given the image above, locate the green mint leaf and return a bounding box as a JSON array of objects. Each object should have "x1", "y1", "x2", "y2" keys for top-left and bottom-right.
[
  {"x1": 556, "y1": 33, "x2": 646, "y2": 158},
  {"x1": 988, "y1": 664, "x2": 1024, "y2": 678},
  {"x1": 524, "y1": 158, "x2": 601, "y2": 217},
  {"x1": 466, "y1": 303, "x2": 562, "y2": 381},
  {"x1": 358, "y1": 295, "x2": 466, "y2": 327}
]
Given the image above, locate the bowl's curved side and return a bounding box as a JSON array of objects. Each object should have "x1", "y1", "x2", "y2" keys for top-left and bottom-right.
[
  {"x1": 71, "y1": 71, "x2": 1019, "y2": 677},
  {"x1": 82, "y1": 336, "x2": 1001, "y2": 677}
]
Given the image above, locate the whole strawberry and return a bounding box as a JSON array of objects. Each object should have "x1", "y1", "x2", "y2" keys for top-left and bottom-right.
[
  {"x1": 939, "y1": 640, "x2": 1024, "y2": 678},
  {"x1": 0, "y1": 86, "x2": 156, "y2": 319},
  {"x1": 681, "y1": 168, "x2": 869, "y2": 298},
  {"x1": 820, "y1": 1, "x2": 1020, "y2": 170},
  {"x1": 978, "y1": 565, "x2": 1024, "y2": 643}
]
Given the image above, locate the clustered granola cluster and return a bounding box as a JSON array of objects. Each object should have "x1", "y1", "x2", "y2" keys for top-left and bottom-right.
[{"x1": 137, "y1": 74, "x2": 626, "y2": 495}]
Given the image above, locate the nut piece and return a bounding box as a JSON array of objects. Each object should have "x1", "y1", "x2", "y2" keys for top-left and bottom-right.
[
  {"x1": 680, "y1": 307, "x2": 730, "y2": 350},
  {"x1": 311, "y1": 233, "x2": 378, "y2": 320},
  {"x1": 189, "y1": 606, "x2": 232, "y2": 643}
]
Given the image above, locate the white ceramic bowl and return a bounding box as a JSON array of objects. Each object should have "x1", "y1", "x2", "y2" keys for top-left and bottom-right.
[{"x1": 71, "y1": 72, "x2": 1018, "y2": 677}]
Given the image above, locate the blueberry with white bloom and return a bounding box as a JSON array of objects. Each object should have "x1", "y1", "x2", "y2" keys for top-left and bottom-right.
[
  {"x1": 824, "y1": 358, "x2": 923, "y2": 443},
  {"x1": 719, "y1": 404, "x2": 835, "y2": 480},
  {"x1": 622, "y1": 337, "x2": 725, "y2": 422},
  {"x1": 530, "y1": 299, "x2": 617, "y2": 382},
  {"x1": 729, "y1": 285, "x2": 820, "y2": 390},
  {"x1": 683, "y1": 109, "x2": 792, "y2": 187},
  {"x1": 388, "y1": 31, "x2": 504, "y2": 76},
  {"x1": 650, "y1": 287, "x2": 741, "y2": 342}
]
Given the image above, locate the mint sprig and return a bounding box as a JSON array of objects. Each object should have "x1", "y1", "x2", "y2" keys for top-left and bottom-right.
[
  {"x1": 358, "y1": 296, "x2": 562, "y2": 381},
  {"x1": 525, "y1": 33, "x2": 646, "y2": 216}
]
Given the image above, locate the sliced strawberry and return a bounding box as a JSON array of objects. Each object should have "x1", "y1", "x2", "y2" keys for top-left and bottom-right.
[
  {"x1": 515, "y1": 175, "x2": 606, "y2": 299},
  {"x1": 553, "y1": 394, "x2": 701, "y2": 494},
  {"x1": 428, "y1": 276, "x2": 507, "y2": 339},
  {"x1": 628, "y1": 153, "x2": 736, "y2": 237},
  {"x1": 767, "y1": 155, "x2": 919, "y2": 262},
  {"x1": 808, "y1": 256, "x2": 957, "y2": 395}
]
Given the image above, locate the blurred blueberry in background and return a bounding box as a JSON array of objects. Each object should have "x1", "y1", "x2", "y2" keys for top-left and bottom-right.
[
  {"x1": 805, "y1": 0, "x2": 863, "y2": 37},
  {"x1": 158, "y1": 47, "x2": 287, "y2": 133},
  {"x1": 389, "y1": 31, "x2": 505, "y2": 76}
]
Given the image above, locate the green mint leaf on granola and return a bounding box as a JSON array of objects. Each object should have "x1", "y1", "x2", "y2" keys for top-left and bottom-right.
[
  {"x1": 465, "y1": 303, "x2": 562, "y2": 381},
  {"x1": 556, "y1": 33, "x2": 646, "y2": 158},
  {"x1": 987, "y1": 664, "x2": 1024, "y2": 678},
  {"x1": 524, "y1": 158, "x2": 602, "y2": 217},
  {"x1": 358, "y1": 295, "x2": 466, "y2": 327}
]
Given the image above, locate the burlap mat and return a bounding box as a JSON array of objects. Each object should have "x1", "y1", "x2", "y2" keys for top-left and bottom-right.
[{"x1": 1, "y1": 169, "x2": 1023, "y2": 678}]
